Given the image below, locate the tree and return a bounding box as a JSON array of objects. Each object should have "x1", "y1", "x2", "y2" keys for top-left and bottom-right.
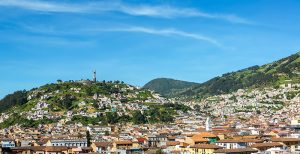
[
  {"x1": 156, "y1": 149, "x2": 165, "y2": 154},
  {"x1": 160, "y1": 110, "x2": 174, "y2": 123},
  {"x1": 256, "y1": 110, "x2": 261, "y2": 114},
  {"x1": 85, "y1": 87, "x2": 93, "y2": 96},
  {"x1": 132, "y1": 111, "x2": 147, "y2": 124},
  {"x1": 194, "y1": 104, "x2": 201, "y2": 112},
  {"x1": 92, "y1": 101, "x2": 99, "y2": 109},
  {"x1": 86, "y1": 130, "x2": 91, "y2": 147},
  {"x1": 106, "y1": 112, "x2": 119, "y2": 124},
  {"x1": 61, "y1": 94, "x2": 75, "y2": 109}
]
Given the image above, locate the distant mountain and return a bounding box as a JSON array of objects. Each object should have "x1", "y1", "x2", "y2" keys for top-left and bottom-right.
[
  {"x1": 0, "y1": 90, "x2": 28, "y2": 112},
  {"x1": 145, "y1": 52, "x2": 300, "y2": 99},
  {"x1": 178, "y1": 51, "x2": 300, "y2": 98},
  {"x1": 143, "y1": 78, "x2": 199, "y2": 97}
]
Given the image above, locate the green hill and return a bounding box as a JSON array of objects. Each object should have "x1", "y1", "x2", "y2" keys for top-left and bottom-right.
[
  {"x1": 0, "y1": 80, "x2": 192, "y2": 128},
  {"x1": 0, "y1": 81, "x2": 152, "y2": 113},
  {"x1": 144, "y1": 52, "x2": 300, "y2": 99},
  {"x1": 178, "y1": 51, "x2": 300, "y2": 98},
  {"x1": 143, "y1": 78, "x2": 199, "y2": 97}
]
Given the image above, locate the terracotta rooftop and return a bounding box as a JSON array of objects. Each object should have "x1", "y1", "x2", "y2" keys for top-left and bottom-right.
[
  {"x1": 250, "y1": 142, "x2": 284, "y2": 148},
  {"x1": 242, "y1": 139, "x2": 263, "y2": 143},
  {"x1": 191, "y1": 132, "x2": 216, "y2": 142},
  {"x1": 191, "y1": 135, "x2": 209, "y2": 142},
  {"x1": 93, "y1": 142, "x2": 112, "y2": 147},
  {"x1": 214, "y1": 148, "x2": 258, "y2": 153},
  {"x1": 271, "y1": 138, "x2": 300, "y2": 142},
  {"x1": 115, "y1": 140, "x2": 132, "y2": 145},
  {"x1": 217, "y1": 139, "x2": 247, "y2": 143},
  {"x1": 233, "y1": 135, "x2": 259, "y2": 139},
  {"x1": 166, "y1": 141, "x2": 180, "y2": 146},
  {"x1": 199, "y1": 132, "x2": 217, "y2": 138},
  {"x1": 44, "y1": 146, "x2": 68, "y2": 152},
  {"x1": 180, "y1": 142, "x2": 190, "y2": 148}
]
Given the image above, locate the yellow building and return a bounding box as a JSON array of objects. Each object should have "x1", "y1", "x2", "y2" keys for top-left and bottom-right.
[
  {"x1": 91, "y1": 142, "x2": 112, "y2": 153},
  {"x1": 112, "y1": 140, "x2": 133, "y2": 151},
  {"x1": 188, "y1": 144, "x2": 222, "y2": 154},
  {"x1": 291, "y1": 118, "x2": 300, "y2": 126}
]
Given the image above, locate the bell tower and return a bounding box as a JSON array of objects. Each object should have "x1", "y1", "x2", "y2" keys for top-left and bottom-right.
[{"x1": 206, "y1": 116, "x2": 212, "y2": 131}]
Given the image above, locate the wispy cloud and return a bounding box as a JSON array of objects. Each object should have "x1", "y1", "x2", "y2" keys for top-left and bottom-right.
[
  {"x1": 0, "y1": 0, "x2": 86, "y2": 13},
  {"x1": 118, "y1": 5, "x2": 252, "y2": 24},
  {"x1": 93, "y1": 26, "x2": 221, "y2": 46},
  {"x1": 13, "y1": 23, "x2": 220, "y2": 46},
  {"x1": 0, "y1": 0, "x2": 253, "y2": 24}
]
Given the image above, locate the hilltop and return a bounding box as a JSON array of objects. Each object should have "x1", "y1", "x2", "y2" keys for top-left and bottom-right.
[
  {"x1": 0, "y1": 80, "x2": 190, "y2": 128},
  {"x1": 144, "y1": 52, "x2": 300, "y2": 99},
  {"x1": 143, "y1": 78, "x2": 199, "y2": 97}
]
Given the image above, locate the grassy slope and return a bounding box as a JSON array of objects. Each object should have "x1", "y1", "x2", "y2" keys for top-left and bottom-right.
[{"x1": 178, "y1": 52, "x2": 300, "y2": 98}]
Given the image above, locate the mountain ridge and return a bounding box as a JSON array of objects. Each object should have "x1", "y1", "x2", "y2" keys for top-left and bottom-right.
[{"x1": 144, "y1": 51, "x2": 300, "y2": 99}]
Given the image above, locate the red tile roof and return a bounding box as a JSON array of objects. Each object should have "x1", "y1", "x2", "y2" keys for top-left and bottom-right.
[{"x1": 136, "y1": 137, "x2": 146, "y2": 142}]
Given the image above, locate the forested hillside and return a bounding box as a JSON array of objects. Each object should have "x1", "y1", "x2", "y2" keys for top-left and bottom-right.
[
  {"x1": 144, "y1": 52, "x2": 300, "y2": 99},
  {"x1": 143, "y1": 78, "x2": 199, "y2": 97},
  {"x1": 179, "y1": 52, "x2": 300, "y2": 98}
]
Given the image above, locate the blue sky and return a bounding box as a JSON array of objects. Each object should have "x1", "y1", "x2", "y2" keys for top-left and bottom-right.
[{"x1": 0, "y1": 0, "x2": 300, "y2": 98}]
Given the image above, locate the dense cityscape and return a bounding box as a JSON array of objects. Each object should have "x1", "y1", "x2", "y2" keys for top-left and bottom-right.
[
  {"x1": 1, "y1": 0, "x2": 300, "y2": 154},
  {"x1": 0, "y1": 61, "x2": 299, "y2": 154}
]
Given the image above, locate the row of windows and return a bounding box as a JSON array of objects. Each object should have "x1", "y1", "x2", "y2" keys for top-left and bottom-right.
[
  {"x1": 194, "y1": 149, "x2": 209, "y2": 153},
  {"x1": 2, "y1": 144, "x2": 15, "y2": 147},
  {"x1": 52, "y1": 143, "x2": 87, "y2": 147}
]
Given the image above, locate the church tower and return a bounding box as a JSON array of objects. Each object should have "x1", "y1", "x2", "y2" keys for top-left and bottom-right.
[
  {"x1": 93, "y1": 70, "x2": 96, "y2": 83},
  {"x1": 205, "y1": 116, "x2": 212, "y2": 131}
]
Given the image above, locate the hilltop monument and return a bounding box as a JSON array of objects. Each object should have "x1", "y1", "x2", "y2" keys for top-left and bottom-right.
[{"x1": 93, "y1": 70, "x2": 96, "y2": 83}]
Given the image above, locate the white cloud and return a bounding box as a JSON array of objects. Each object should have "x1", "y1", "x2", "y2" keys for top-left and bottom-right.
[
  {"x1": 94, "y1": 26, "x2": 221, "y2": 46},
  {"x1": 118, "y1": 5, "x2": 252, "y2": 24},
  {"x1": 0, "y1": 0, "x2": 86, "y2": 13},
  {"x1": 0, "y1": 0, "x2": 253, "y2": 24}
]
